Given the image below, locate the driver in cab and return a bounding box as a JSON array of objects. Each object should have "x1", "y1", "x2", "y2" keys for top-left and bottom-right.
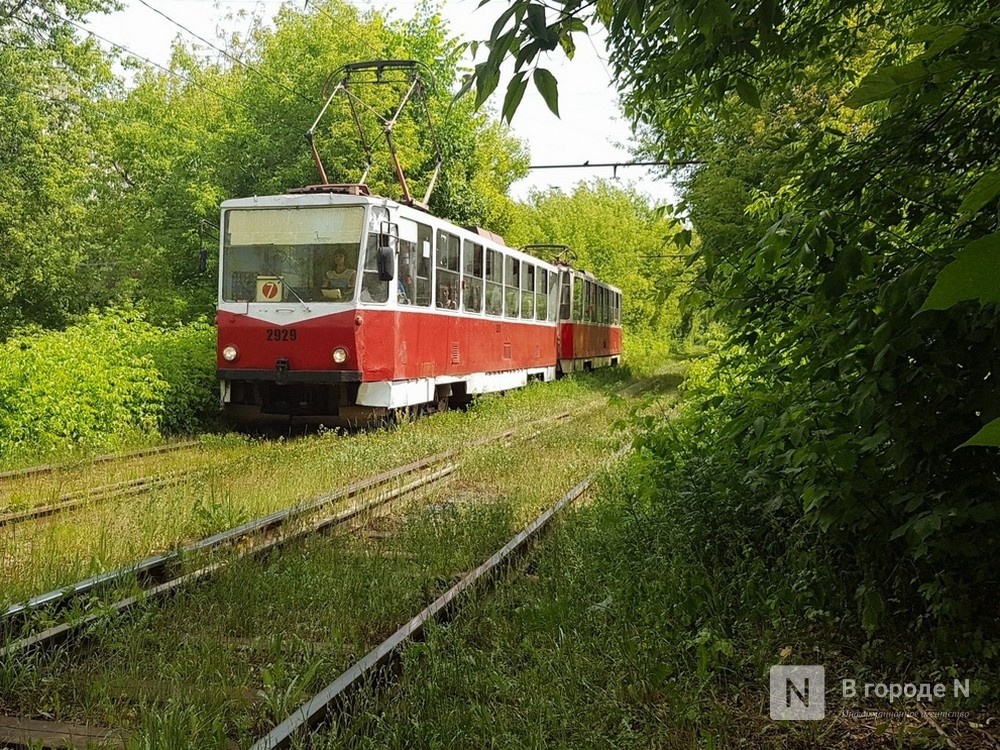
[{"x1": 323, "y1": 251, "x2": 356, "y2": 300}]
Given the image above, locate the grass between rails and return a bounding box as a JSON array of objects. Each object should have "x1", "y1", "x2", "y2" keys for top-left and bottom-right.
[
  {"x1": 0, "y1": 384, "x2": 638, "y2": 747},
  {"x1": 325, "y1": 442, "x2": 998, "y2": 749},
  {"x1": 0, "y1": 370, "x2": 634, "y2": 609},
  {"x1": 0, "y1": 437, "x2": 245, "y2": 515}
]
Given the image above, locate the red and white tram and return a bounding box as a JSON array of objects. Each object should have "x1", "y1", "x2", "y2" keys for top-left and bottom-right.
[{"x1": 216, "y1": 185, "x2": 622, "y2": 424}]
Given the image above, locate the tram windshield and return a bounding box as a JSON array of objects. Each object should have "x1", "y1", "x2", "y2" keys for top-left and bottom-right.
[{"x1": 221, "y1": 206, "x2": 365, "y2": 303}]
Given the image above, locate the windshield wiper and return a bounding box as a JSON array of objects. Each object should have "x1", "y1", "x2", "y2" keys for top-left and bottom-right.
[{"x1": 279, "y1": 276, "x2": 312, "y2": 312}]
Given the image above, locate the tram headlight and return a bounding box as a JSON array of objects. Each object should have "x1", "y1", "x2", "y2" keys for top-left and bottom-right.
[
  {"x1": 332, "y1": 347, "x2": 349, "y2": 364},
  {"x1": 222, "y1": 345, "x2": 239, "y2": 362}
]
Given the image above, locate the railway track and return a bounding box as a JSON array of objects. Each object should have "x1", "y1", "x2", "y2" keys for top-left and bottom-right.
[
  {"x1": 0, "y1": 389, "x2": 642, "y2": 749},
  {"x1": 0, "y1": 470, "x2": 199, "y2": 528},
  {"x1": 0, "y1": 440, "x2": 202, "y2": 484},
  {"x1": 253, "y1": 445, "x2": 630, "y2": 750},
  {"x1": 1, "y1": 411, "x2": 574, "y2": 651}
]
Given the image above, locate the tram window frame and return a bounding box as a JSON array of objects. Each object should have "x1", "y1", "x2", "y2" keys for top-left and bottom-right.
[
  {"x1": 397, "y1": 238, "x2": 418, "y2": 305},
  {"x1": 548, "y1": 270, "x2": 559, "y2": 321},
  {"x1": 412, "y1": 223, "x2": 433, "y2": 307},
  {"x1": 536, "y1": 268, "x2": 547, "y2": 321},
  {"x1": 573, "y1": 275, "x2": 584, "y2": 321},
  {"x1": 485, "y1": 248, "x2": 504, "y2": 317},
  {"x1": 435, "y1": 229, "x2": 460, "y2": 310},
  {"x1": 504, "y1": 254, "x2": 520, "y2": 319},
  {"x1": 360, "y1": 231, "x2": 390, "y2": 304},
  {"x1": 462, "y1": 240, "x2": 484, "y2": 313},
  {"x1": 585, "y1": 281, "x2": 594, "y2": 322},
  {"x1": 521, "y1": 263, "x2": 535, "y2": 320}
]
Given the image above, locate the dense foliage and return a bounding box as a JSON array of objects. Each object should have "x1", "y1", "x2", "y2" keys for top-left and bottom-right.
[
  {"x1": 474, "y1": 0, "x2": 1000, "y2": 658},
  {"x1": 0, "y1": 311, "x2": 215, "y2": 464},
  {"x1": 505, "y1": 181, "x2": 702, "y2": 364}
]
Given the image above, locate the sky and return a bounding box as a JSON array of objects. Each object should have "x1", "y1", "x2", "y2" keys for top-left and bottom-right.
[{"x1": 86, "y1": 0, "x2": 677, "y2": 207}]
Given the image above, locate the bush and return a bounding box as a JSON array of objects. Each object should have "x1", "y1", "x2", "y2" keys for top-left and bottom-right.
[{"x1": 0, "y1": 310, "x2": 217, "y2": 464}]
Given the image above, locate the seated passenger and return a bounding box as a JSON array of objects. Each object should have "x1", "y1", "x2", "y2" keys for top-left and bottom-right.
[
  {"x1": 437, "y1": 284, "x2": 457, "y2": 309},
  {"x1": 323, "y1": 251, "x2": 356, "y2": 299}
]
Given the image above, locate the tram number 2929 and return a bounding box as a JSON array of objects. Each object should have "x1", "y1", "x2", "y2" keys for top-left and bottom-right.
[{"x1": 265, "y1": 328, "x2": 298, "y2": 341}]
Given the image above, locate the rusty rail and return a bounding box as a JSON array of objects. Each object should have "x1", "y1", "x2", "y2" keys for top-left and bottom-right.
[
  {"x1": 0, "y1": 440, "x2": 202, "y2": 483},
  {"x1": 252, "y1": 445, "x2": 630, "y2": 750}
]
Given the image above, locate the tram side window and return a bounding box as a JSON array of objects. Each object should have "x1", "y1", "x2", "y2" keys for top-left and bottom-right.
[
  {"x1": 397, "y1": 239, "x2": 418, "y2": 304},
  {"x1": 412, "y1": 223, "x2": 433, "y2": 307},
  {"x1": 586, "y1": 281, "x2": 596, "y2": 322},
  {"x1": 521, "y1": 263, "x2": 535, "y2": 319},
  {"x1": 615, "y1": 292, "x2": 621, "y2": 324},
  {"x1": 599, "y1": 286, "x2": 607, "y2": 324},
  {"x1": 360, "y1": 232, "x2": 389, "y2": 304},
  {"x1": 548, "y1": 270, "x2": 558, "y2": 321},
  {"x1": 504, "y1": 255, "x2": 520, "y2": 319},
  {"x1": 462, "y1": 240, "x2": 484, "y2": 313},
  {"x1": 485, "y1": 248, "x2": 504, "y2": 316},
  {"x1": 573, "y1": 276, "x2": 584, "y2": 321},
  {"x1": 536, "y1": 269, "x2": 548, "y2": 321},
  {"x1": 435, "y1": 230, "x2": 460, "y2": 310}
]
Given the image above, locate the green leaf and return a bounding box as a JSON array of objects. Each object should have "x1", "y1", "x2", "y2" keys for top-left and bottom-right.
[
  {"x1": 513, "y1": 40, "x2": 540, "y2": 73},
  {"x1": 596, "y1": 0, "x2": 613, "y2": 24},
  {"x1": 474, "y1": 62, "x2": 501, "y2": 108},
  {"x1": 559, "y1": 28, "x2": 577, "y2": 58},
  {"x1": 958, "y1": 171, "x2": 1000, "y2": 219},
  {"x1": 961, "y1": 417, "x2": 1000, "y2": 448},
  {"x1": 844, "y1": 70, "x2": 902, "y2": 108},
  {"x1": 734, "y1": 77, "x2": 761, "y2": 108},
  {"x1": 533, "y1": 67, "x2": 560, "y2": 117},
  {"x1": 525, "y1": 4, "x2": 547, "y2": 36},
  {"x1": 844, "y1": 62, "x2": 928, "y2": 108},
  {"x1": 501, "y1": 72, "x2": 528, "y2": 123},
  {"x1": 920, "y1": 232, "x2": 1000, "y2": 311}
]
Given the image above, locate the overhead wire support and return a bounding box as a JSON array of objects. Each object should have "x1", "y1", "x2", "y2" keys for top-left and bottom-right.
[
  {"x1": 306, "y1": 60, "x2": 443, "y2": 209},
  {"x1": 528, "y1": 159, "x2": 704, "y2": 178}
]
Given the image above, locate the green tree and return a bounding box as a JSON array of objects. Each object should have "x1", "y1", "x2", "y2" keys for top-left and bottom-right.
[
  {"x1": 506, "y1": 181, "x2": 691, "y2": 352},
  {"x1": 471, "y1": 0, "x2": 1000, "y2": 652},
  {"x1": 81, "y1": 0, "x2": 529, "y2": 322},
  {"x1": 0, "y1": 0, "x2": 117, "y2": 337}
]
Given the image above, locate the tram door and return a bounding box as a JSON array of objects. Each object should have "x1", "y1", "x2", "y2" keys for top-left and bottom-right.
[{"x1": 556, "y1": 270, "x2": 573, "y2": 369}]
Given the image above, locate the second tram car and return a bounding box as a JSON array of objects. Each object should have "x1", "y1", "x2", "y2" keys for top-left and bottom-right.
[{"x1": 216, "y1": 185, "x2": 622, "y2": 424}]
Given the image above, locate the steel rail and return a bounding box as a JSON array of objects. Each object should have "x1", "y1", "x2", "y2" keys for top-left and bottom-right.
[
  {"x1": 0, "y1": 470, "x2": 196, "y2": 528},
  {"x1": 2, "y1": 465, "x2": 458, "y2": 658},
  {"x1": 0, "y1": 450, "x2": 475, "y2": 630},
  {"x1": 0, "y1": 393, "x2": 632, "y2": 749},
  {"x1": 1, "y1": 411, "x2": 577, "y2": 639},
  {"x1": 252, "y1": 444, "x2": 631, "y2": 750},
  {"x1": 0, "y1": 440, "x2": 202, "y2": 483}
]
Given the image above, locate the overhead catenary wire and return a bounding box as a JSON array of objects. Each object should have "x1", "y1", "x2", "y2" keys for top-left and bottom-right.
[
  {"x1": 304, "y1": 0, "x2": 384, "y2": 62},
  {"x1": 28, "y1": 8, "x2": 307, "y2": 142},
  {"x1": 133, "y1": 0, "x2": 314, "y2": 105}
]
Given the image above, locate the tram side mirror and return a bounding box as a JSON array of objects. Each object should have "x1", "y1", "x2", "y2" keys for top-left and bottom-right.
[
  {"x1": 376, "y1": 234, "x2": 396, "y2": 281},
  {"x1": 376, "y1": 237, "x2": 395, "y2": 282},
  {"x1": 198, "y1": 248, "x2": 208, "y2": 273}
]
